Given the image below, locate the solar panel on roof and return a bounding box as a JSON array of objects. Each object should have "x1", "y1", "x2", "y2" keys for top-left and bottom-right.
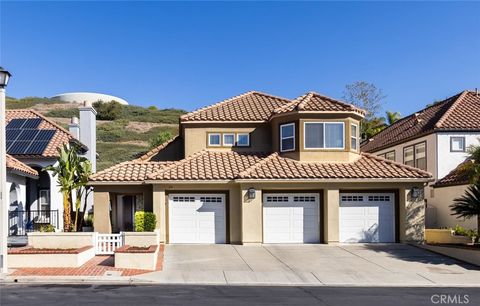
[
  {"x1": 6, "y1": 129, "x2": 22, "y2": 141},
  {"x1": 22, "y1": 118, "x2": 42, "y2": 129},
  {"x1": 27, "y1": 141, "x2": 50, "y2": 155},
  {"x1": 17, "y1": 130, "x2": 39, "y2": 141},
  {"x1": 6, "y1": 119, "x2": 27, "y2": 129},
  {"x1": 8, "y1": 141, "x2": 31, "y2": 154},
  {"x1": 35, "y1": 130, "x2": 55, "y2": 141}
]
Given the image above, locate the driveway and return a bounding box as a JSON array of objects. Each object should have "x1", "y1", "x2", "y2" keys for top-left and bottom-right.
[{"x1": 136, "y1": 244, "x2": 480, "y2": 286}]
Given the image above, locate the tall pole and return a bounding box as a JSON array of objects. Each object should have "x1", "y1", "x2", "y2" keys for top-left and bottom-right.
[{"x1": 0, "y1": 86, "x2": 7, "y2": 274}]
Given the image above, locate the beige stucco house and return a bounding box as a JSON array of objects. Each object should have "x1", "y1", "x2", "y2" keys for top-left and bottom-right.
[
  {"x1": 362, "y1": 90, "x2": 480, "y2": 230},
  {"x1": 90, "y1": 91, "x2": 432, "y2": 244}
]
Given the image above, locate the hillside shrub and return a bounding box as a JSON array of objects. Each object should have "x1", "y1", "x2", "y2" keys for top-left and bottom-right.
[
  {"x1": 149, "y1": 131, "x2": 173, "y2": 149},
  {"x1": 93, "y1": 100, "x2": 123, "y2": 120},
  {"x1": 134, "y1": 211, "x2": 156, "y2": 232}
]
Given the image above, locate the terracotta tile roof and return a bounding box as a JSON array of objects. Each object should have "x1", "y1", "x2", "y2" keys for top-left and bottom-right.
[
  {"x1": 362, "y1": 91, "x2": 480, "y2": 153},
  {"x1": 237, "y1": 152, "x2": 432, "y2": 180},
  {"x1": 89, "y1": 161, "x2": 174, "y2": 182},
  {"x1": 180, "y1": 91, "x2": 290, "y2": 122},
  {"x1": 147, "y1": 150, "x2": 268, "y2": 180},
  {"x1": 145, "y1": 150, "x2": 431, "y2": 181},
  {"x1": 6, "y1": 110, "x2": 84, "y2": 158},
  {"x1": 6, "y1": 154, "x2": 39, "y2": 178},
  {"x1": 273, "y1": 92, "x2": 365, "y2": 116},
  {"x1": 136, "y1": 136, "x2": 179, "y2": 161},
  {"x1": 434, "y1": 160, "x2": 471, "y2": 187}
]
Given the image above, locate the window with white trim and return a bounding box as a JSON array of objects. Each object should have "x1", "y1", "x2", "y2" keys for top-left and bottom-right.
[
  {"x1": 351, "y1": 124, "x2": 358, "y2": 150},
  {"x1": 450, "y1": 137, "x2": 465, "y2": 152},
  {"x1": 304, "y1": 122, "x2": 344, "y2": 149},
  {"x1": 223, "y1": 133, "x2": 235, "y2": 146},
  {"x1": 236, "y1": 133, "x2": 250, "y2": 146},
  {"x1": 208, "y1": 133, "x2": 221, "y2": 146},
  {"x1": 280, "y1": 123, "x2": 295, "y2": 152}
]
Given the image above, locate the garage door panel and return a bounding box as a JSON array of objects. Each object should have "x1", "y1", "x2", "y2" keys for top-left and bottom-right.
[
  {"x1": 263, "y1": 193, "x2": 320, "y2": 244},
  {"x1": 169, "y1": 194, "x2": 226, "y2": 244},
  {"x1": 340, "y1": 193, "x2": 394, "y2": 243}
]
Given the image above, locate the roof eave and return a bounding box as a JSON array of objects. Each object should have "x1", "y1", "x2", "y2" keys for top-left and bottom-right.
[
  {"x1": 270, "y1": 110, "x2": 365, "y2": 120},
  {"x1": 88, "y1": 180, "x2": 146, "y2": 186},
  {"x1": 7, "y1": 169, "x2": 39, "y2": 180},
  {"x1": 144, "y1": 179, "x2": 233, "y2": 184},
  {"x1": 235, "y1": 178, "x2": 433, "y2": 183}
]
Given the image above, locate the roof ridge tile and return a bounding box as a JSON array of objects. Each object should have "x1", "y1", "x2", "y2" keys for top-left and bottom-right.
[
  {"x1": 237, "y1": 152, "x2": 279, "y2": 178},
  {"x1": 434, "y1": 90, "x2": 469, "y2": 129}
]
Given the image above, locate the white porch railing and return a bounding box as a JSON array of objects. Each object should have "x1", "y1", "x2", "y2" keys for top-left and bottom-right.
[{"x1": 94, "y1": 233, "x2": 123, "y2": 255}]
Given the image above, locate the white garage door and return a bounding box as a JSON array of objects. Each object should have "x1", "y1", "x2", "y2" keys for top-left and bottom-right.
[
  {"x1": 263, "y1": 193, "x2": 320, "y2": 243},
  {"x1": 339, "y1": 193, "x2": 395, "y2": 243},
  {"x1": 168, "y1": 194, "x2": 226, "y2": 244}
]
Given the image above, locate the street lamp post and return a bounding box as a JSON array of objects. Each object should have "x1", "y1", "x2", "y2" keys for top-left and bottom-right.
[{"x1": 0, "y1": 67, "x2": 11, "y2": 274}]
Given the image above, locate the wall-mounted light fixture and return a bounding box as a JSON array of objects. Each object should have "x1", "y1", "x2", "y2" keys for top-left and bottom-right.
[
  {"x1": 411, "y1": 187, "x2": 420, "y2": 200},
  {"x1": 247, "y1": 187, "x2": 256, "y2": 200}
]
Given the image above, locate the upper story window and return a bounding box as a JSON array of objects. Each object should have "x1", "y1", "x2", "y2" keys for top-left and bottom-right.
[
  {"x1": 304, "y1": 122, "x2": 344, "y2": 149},
  {"x1": 223, "y1": 133, "x2": 235, "y2": 146},
  {"x1": 385, "y1": 151, "x2": 395, "y2": 161},
  {"x1": 208, "y1": 133, "x2": 221, "y2": 146},
  {"x1": 351, "y1": 124, "x2": 358, "y2": 150},
  {"x1": 236, "y1": 133, "x2": 250, "y2": 147},
  {"x1": 450, "y1": 137, "x2": 465, "y2": 152},
  {"x1": 280, "y1": 123, "x2": 295, "y2": 152},
  {"x1": 404, "y1": 142, "x2": 426, "y2": 170},
  {"x1": 207, "y1": 132, "x2": 250, "y2": 147}
]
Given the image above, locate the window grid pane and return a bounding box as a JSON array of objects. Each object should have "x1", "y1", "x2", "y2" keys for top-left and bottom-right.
[
  {"x1": 325, "y1": 123, "x2": 344, "y2": 148},
  {"x1": 305, "y1": 123, "x2": 324, "y2": 148}
]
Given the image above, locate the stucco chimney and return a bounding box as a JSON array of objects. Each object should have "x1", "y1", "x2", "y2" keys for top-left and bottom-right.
[
  {"x1": 79, "y1": 101, "x2": 97, "y2": 172},
  {"x1": 68, "y1": 116, "x2": 80, "y2": 139}
]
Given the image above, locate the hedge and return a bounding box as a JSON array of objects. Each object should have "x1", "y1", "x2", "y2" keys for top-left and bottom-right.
[{"x1": 134, "y1": 211, "x2": 156, "y2": 232}]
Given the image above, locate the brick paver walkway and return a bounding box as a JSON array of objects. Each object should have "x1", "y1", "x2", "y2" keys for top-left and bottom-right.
[{"x1": 10, "y1": 245, "x2": 164, "y2": 277}]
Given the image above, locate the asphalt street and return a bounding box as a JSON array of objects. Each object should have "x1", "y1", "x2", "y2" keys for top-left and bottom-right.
[{"x1": 1, "y1": 284, "x2": 479, "y2": 306}]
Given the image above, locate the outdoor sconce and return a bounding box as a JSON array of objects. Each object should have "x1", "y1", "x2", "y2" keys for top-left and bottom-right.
[
  {"x1": 411, "y1": 187, "x2": 420, "y2": 200},
  {"x1": 247, "y1": 188, "x2": 256, "y2": 200}
]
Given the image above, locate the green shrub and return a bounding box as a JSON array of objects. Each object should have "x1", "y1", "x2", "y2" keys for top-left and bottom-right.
[
  {"x1": 84, "y1": 214, "x2": 94, "y2": 227},
  {"x1": 453, "y1": 224, "x2": 479, "y2": 242},
  {"x1": 39, "y1": 224, "x2": 55, "y2": 232},
  {"x1": 44, "y1": 108, "x2": 80, "y2": 118},
  {"x1": 93, "y1": 100, "x2": 123, "y2": 120},
  {"x1": 149, "y1": 131, "x2": 173, "y2": 149},
  {"x1": 134, "y1": 211, "x2": 156, "y2": 232}
]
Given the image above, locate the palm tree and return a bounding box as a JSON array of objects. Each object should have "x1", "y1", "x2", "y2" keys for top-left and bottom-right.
[
  {"x1": 385, "y1": 111, "x2": 401, "y2": 125},
  {"x1": 450, "y1": 184, "x2": 480, "y2": 236},
  {"x1": 459, "y1": 145, "x2": 480, "y2": 184},
  {"x1": 73, "y1": 160, "x2": 92, "y2": 231},
  {"x1": 44, "y1": 144, "x2": 89, "y2": 232}
]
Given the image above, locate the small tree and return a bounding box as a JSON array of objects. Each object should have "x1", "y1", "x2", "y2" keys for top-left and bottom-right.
[
  {"x1": 44, "y1": 144, "x2": 91, "y2": 232},
  {"x1": 384, "y1": 111, "x2": 401, "y2": 126},
  {"x1": 149, "y1": 131, "x2": 173, "y2": 149},
  {"x1": 450, "y1": 184, "x2": 480, "y2": 237},
  {"x1": 460, "y1": 144, "x2": 480, "y2": 185},
  {"x1": 73, "y1": 160, "x2": 93, "y2": 231},
  {"x1": 343, "y1": 81, "x2": 387, "y2": 139}
]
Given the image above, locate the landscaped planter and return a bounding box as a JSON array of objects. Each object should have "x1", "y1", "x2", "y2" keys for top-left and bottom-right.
[
  {"x1": 8, "y1": 246, "x2": 95, "y2": 268},
  {"x1": 122, "y1": 230, "x2": 160, "y2": 247},
  {"x1": 424, "y1": 229, "x2": 471, "y2": 244},
  {"x1": 28, "y1": 232, "x2": 95, "y2": 249},
  {"x1": 419, "y1": 244, "x2": 480, "y2": 267},
  {"x1": 114, "y1": 245, "x2": 158, "y2": 270}
]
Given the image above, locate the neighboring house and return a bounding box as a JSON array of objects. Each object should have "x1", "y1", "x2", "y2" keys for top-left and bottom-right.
[
  {"x1": 90, "y1": 91, "x2": 432, "y2": 244},
  {"x1": 5, "y1": 103, "x2": 96, "y2": 236},
  {"x1": 361, "y1": 90, "x2": 480, "y2": 230}
]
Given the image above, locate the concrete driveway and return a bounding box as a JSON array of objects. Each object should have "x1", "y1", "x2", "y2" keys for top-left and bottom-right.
[{"x1": 136, "y1": 244, "x2": 480, "y2": 286}]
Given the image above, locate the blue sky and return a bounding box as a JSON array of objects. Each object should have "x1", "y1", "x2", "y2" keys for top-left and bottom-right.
[{"x1": 1, "y1": 1, "x2": 479, "y2": 116}]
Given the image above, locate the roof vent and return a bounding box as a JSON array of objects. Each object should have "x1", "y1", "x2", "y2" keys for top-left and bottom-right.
[{"x1": 414, "y1": 113, "x2": 423, "y2": 124}]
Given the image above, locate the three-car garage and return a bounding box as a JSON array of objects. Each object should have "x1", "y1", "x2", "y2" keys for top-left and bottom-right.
[{"x1": 166, "y1": 191, "x2": 397, "y2": 244}]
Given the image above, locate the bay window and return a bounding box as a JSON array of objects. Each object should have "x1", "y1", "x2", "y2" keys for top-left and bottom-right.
[{"x1": 304, "y1": 122, "x2": 344, "y2": 149}]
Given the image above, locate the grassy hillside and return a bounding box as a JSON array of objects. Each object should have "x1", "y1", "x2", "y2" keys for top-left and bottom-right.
[{"x1": 7, "y1": 96, "x2": 186, "y2": 170}]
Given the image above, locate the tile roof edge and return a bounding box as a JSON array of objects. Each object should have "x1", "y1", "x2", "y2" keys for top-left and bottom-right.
[
  {"x1": 434, "y1": 90, "x2": 470, "y2": 129},
  {"x1": 237, "y1": 152, "x2": 279, "y2": 178},
  {"x1": 136, "y1": 135, "x2": 179, "y2": 161},
  {"x1": 180, "y1": 91, "x2": 290, "y2": 122},
  {"x1": 360, "y1": 152, "x2": 433, "y2": 178},
  {"x1": 308, "y1": 91, "x2": 366, "y2": 114},
  {"x1": 6, "y1": 154, "x2": 39, "y2": 177}
]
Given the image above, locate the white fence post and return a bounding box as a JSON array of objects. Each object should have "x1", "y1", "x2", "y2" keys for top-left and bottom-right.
[{"x1": 94, "y1": 233, "x2": 123, "y2": 255}]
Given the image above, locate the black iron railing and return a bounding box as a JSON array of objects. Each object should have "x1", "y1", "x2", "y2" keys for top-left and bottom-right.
[{"x1": 8, "y1": 210, "x2": 59, "y2": 236}]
